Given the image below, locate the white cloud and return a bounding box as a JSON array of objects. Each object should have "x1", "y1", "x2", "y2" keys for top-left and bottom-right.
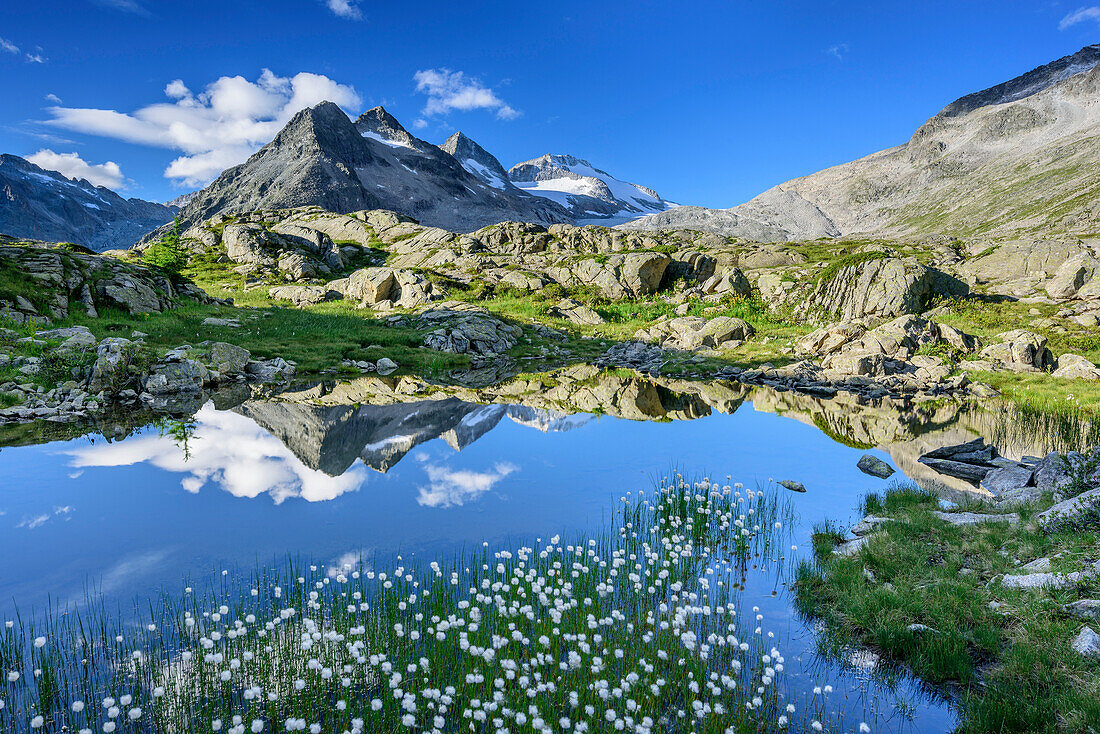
[
  {"x1": 26, "y1": 52, "x2": 45, "y2": 64},
  {"x1": 93, "y1": 0, "x2": 149, "y2": 14},
  {"x1": 0, "y1": 37, "x2": 19, "y2": 54},
  {"x1": 412, "y1": 118, "x2": 428, "y2": 130},
  {"x1": 416, "y1": 461, "x2": 518, "y2": 508},
  {"x1": 47, "y1": 69, "x2": 362, "y2": 186},
  {"x1": 827, "y1": 43, "x2": 849, "y2": 59},
  {"x1": 326, "y1": 0, "x2": 362, "y2": 19},
  {"x1": 45, "y1": 93, "x2": 62, "y2": 104},
  {"x1": 1060, "y1": 6, "x2": 1100, "y2": 29},
  {"x1": 17, "y1": 505, "x2": 74, "y2": 530},
  {"x1": 26, "y1": 149, "x2": 126, "y2": 188},
  {"x1": 66, "y1": 404, "x2": 368, "y2": 504},
  {"x1": 413, "y1": 68, "x2": 519, "y2": 120}
]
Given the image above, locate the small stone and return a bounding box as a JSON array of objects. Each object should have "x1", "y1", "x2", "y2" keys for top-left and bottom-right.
[
  {"x1": 778, "y1": 480, "x2": 806, "y2": 493},
  {"x1": 1064, "y1": 600, "x2": 1100, "y2": 620},
  {"x1": 1071, "y1": 626, "x2": 1100, "y2": 657},
  {"x1": 907, "y1": 623, "x2": 937, "y2": 633}
]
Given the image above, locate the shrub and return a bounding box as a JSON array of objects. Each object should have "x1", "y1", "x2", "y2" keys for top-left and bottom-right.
[{"x1": 142, "y1": 218, "x2": 187, "y2": 273}]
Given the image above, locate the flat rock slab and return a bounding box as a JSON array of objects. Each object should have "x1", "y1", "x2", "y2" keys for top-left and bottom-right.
[
  {"x1": 932, "y1": 511, "x2": 1019, "y2": 526},
  {"x1": 1002, "y1": 560, "x2": 1100, "y2": 590},
  {"x1": 1072, "y1": 626, "x2": 1100, "y2": 657},
  {"x1": 918, "y1": 457, "x2": 992, "y2": 482},
  {"x1": 857, "y1": 454, "x2": 895, "y2": 479}
]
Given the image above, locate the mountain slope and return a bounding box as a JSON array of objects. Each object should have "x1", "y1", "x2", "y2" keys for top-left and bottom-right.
[
  {"x1": 0, "y1": 154, "x2": 175, "y2": 251},
  {"x1": 170, "y1": 103, "x2": 571, "y2": 234},
  {"x1": 509, "y1": 153, "x2": 674, "y2": 224},
  {"x1": 624, "y1": 44, "x2": 1100, "y2": 241}
]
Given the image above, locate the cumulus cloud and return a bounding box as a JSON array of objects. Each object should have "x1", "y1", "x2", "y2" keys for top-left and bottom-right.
[
  {"x1": 1060, "y1": 6, "x2": 1100, "y2": 28},
  {"x1": 47, "y1": 69, "x2": 362, "y2": 186},
  {"x1": 26, "y1": 149, "x2": 126, "y2": 189},
  {"x1": 416, "y1": 461, "x2": 518, "y2": 508},
  {"x1": 44, "y1": 93, "x2": 62, "y2": 104},
  {"x1": 66, "y1": 405, "x2": 369, "y2": 504},
  {"x1": 413, "y1": 68, "x2": 519, "y2": 120},
  {"x1": 326, "y1": 0, "x2": 362, "y2": 19}
]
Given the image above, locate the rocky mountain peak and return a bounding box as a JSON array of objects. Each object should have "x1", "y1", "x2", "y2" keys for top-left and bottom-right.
[
  {"x1": 508, "y1": 153, "x2": 672, "y2": 224},
  {"x1": 939, "y1": 44, "x2": 1100, "y2": 118},
  {"x1": 354, "y1": 105, "x2": 421, "y2": 149},
  {"x1": 439, "y1": 131, "x2": 511, "y2": 190}
]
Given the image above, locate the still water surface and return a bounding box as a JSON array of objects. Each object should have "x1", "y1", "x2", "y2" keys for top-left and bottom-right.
[{"x1": 5, "y1": 375, "x2": 1062, "y2": 732}]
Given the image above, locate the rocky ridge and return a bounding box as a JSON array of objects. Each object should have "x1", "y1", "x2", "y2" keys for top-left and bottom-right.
[
  {"x1": 0, "y1": 154, "x2": 175, "y2": 252},
  {"x1": 624, "y1": 45, "x2": 1100, "y2": 243}
]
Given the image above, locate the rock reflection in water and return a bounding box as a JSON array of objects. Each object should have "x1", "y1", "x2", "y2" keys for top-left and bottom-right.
[{"x1": 51, "y1": 364, "x2": 1097, "y2": 506}]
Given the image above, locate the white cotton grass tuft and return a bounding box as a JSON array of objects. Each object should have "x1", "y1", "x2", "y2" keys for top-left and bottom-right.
[{"x1": 0, "y1": 476, "x2": 860, "y2": 732}]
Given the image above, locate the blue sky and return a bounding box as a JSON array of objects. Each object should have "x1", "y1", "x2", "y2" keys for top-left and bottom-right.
[{"x1": 1, "y1": 0, "x2": 1097, "y2": 206}]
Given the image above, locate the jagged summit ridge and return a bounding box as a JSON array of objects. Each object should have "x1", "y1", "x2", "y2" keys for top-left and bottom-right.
[{"x1": 164, "y1": 101, "x2": 572, "y2": 235}]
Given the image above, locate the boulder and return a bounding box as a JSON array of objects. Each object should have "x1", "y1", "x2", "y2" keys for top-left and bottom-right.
[
  {"x1": 222, "y1": 224, "x2": 277, "y2": 265},
  {"x1": 345, "y1": 267, "x2": 435, "y2": 309},
  {"x1": 634, "y1": 316, "x2": 753, "y2": 351},
  {"x1": 1052, "y1": 354, "x2": 1100, "y2": 380},
  {"x1": 979, "y1": 330, "x2": 1054, "y2": 372},
  {"x1": 823, "y1": 350, "x2": 886, "y2": 377},
  {"x1": 375, "y1": 357, "x2": 398, "y2": 375},
  {"x1": 246, "y1": 357, "x2": 296, "y2": 382},
  {"x1": 795, "y1": 319, "x2": 872, "y2": 357},
  {"x1": 421, "y1": 309, "x2": 523, "y2": 357},
  {"x1": 979, "y1": 465, "x2": 1034, "y2": 498},
  {"x1": 87, "y1": 337, "x2": 134, "y2": 393},
  {"x1": 809, "y1": 257, "x2": 968, "y2": 320},
  {"x1": 209, "y1": 342, "x2": 251, "y2": 375},
  {"x1": 1044, "y1": 255, "x2": 1097, "y2": 300},
  {"x1": 550, "y1": 299, "x2": 605, "y2": 326},
  {"x1": 857, "y1": 454, "x2": 895, "y2": 479},
  {"x1": 269, "y1": 285, "x2": 331, "y2": 306},
  {"x1": 698, "y1": 269, "x2": 751, "y2": 298},
  {"x1": 1037, "y1": 487, "x2": 1100, "y2": 531},
  {"x1": 143, "y1": 359, "x2": 210, "y2": 395}
]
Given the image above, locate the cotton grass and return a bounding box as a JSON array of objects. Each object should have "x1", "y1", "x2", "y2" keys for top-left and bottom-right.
[{"x1": 0, "y1": 477, "x2": 857, "y2": 733}]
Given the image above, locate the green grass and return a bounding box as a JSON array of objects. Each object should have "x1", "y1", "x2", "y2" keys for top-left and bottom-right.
[{"x1": 795, "y1": 483, "x2": 1100, "y2": 733}]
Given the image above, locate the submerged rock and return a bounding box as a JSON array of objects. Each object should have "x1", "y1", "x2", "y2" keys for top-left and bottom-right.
[
  {"x1": 856, "y1": 454, "x2": 895, "y2": 479},
  {"x1": 777, "y1": 480, "x2": 806, "y2": 493}
]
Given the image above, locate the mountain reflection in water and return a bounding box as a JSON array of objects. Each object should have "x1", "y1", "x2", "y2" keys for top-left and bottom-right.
[{"x1": 59, "y1": 366, "x2": 1095, "y2": 506}]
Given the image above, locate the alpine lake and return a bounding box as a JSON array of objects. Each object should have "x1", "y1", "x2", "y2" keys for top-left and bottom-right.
[{"x1": 1, "y1": 366, "x2": 1095, "y2": 734}]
